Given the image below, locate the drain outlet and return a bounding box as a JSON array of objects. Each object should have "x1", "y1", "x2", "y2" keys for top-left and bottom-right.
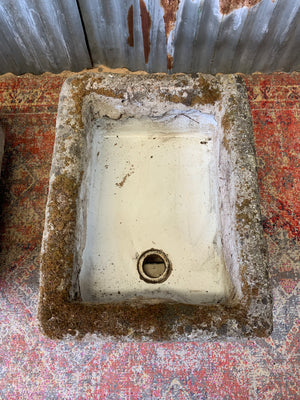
[{"x1": 137, "y1": 249, "x2": 172, "y2": 283}]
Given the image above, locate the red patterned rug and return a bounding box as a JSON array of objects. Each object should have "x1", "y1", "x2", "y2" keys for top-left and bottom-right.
[{"x1": 0, "y1": 71, "x2": 299, "y2": 399}]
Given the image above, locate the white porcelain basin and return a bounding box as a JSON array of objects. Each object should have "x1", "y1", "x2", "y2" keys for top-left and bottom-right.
[{"x1": 78, "y1": 114, "x2": 234, "y2": 304}]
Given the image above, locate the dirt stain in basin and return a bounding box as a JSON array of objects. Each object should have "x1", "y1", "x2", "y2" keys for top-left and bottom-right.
[
  {"x1": 116, "y1": 173, "x2": 131, "y2": 188},
  {"x1": 116, "y1": 166, "x2": 135, "y2": 188}
]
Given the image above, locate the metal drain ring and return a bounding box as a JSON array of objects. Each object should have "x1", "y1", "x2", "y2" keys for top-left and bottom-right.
[{"x1": 137, "y1": 249, "x2": 172, "y2": 284}]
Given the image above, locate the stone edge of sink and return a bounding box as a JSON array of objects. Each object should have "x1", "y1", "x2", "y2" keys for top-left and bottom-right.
[{"x1": 38, "y1": 72, "x2": 273, "y2": 341}]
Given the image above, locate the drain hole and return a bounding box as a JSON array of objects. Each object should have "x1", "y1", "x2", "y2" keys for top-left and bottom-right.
[
  {"x1": 143, "y1": 254, "x2": 166, "y2": 278},
  {"x1": 138, "y1": 249, "x2": 172, "y2": 283}
]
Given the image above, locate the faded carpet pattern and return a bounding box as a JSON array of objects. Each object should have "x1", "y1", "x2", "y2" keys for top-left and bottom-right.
[{"x1": 0, "y1": 72, "x2": 299, "y2": 399}]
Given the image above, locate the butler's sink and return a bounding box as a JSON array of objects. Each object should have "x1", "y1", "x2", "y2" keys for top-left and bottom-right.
[{"x1": 38, "y1": 73, "x2": 272, "y2": 341}]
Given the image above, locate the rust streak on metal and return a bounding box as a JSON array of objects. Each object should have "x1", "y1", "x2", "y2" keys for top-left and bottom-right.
[
  {"x1": 139, "y1": 0, "x2": 151, "y2": 64},
  {"x1": 219, "y1": 0, "x2": 262, "y2": 15},
  {"x1": 160, "y1": 0, "x2": 180, "y2": 43},
  {"x1": 167, "y1": 54, "x2": 173, "y2": 70},
  {"x1": 127, "y1": 5, "x2": 134, "y2": 47}
]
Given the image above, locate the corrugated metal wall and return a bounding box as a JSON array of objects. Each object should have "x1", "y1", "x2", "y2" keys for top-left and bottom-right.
[
  {"x1": 0, "y1": 0, "x2": 299, "y2": 75},
  {"x1": 0, "y1": 0, "x2": 91, "y2": 75}
]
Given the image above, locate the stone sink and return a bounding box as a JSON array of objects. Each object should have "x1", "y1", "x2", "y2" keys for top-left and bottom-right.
[{"x1": 38, "y1": 72, "x2": 272, "y2": 341}]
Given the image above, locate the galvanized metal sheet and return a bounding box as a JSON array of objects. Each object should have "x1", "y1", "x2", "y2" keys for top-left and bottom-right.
[
  {"x1": 78, "y1": 0, "x2": 300, "y2": 73},
  {"x1": 0, "y1": 0, "x2": 91, "y2": 75},
  {"x1": 0, "y1": 0, "x2": 299, "y2": 74}
]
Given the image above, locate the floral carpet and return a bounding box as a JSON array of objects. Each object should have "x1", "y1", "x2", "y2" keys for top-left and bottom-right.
[{"x1": 0, "y1": 71, "x2": 299, "y2": 399}]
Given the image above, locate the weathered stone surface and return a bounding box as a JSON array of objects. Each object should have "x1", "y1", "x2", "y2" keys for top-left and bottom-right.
[{"x1": 38, "y1": 72, "x2": 272, "y2": 341}]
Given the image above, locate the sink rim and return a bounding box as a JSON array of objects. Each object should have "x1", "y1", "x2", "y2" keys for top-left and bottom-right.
[{"x1": 38, "y1": 72, "x2": 272, "y2": 341}]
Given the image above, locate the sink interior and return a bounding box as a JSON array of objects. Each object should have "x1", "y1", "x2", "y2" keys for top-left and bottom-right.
[
  {"x1": 76, "y1": 113, "x2": 234, "y2": 305},
  {"x1": 38, "y1": 73, "x2": 272, "y2": 341}
]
